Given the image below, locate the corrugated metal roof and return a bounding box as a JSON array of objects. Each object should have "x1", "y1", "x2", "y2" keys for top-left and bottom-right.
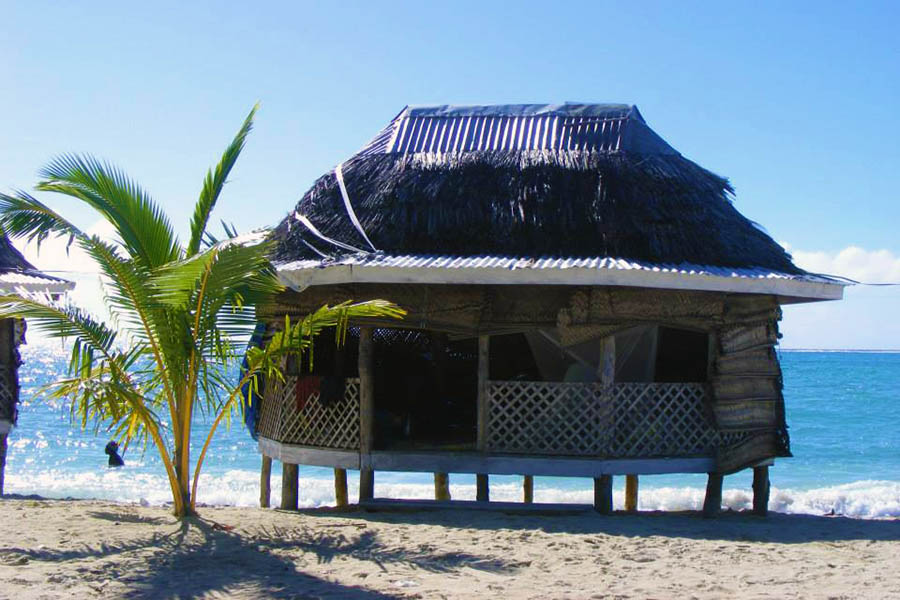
[
  {"x1": 354, "y1": 103, "x2": 678, "y2": 156},
  {"x1": 0, "y1": 270, "x2": 74, "y2": 294},
  {"x1": 277, "y1": 253, "x2": 840, "y2": 285}
]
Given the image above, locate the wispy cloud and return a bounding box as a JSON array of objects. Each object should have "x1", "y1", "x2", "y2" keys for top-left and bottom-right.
[{"x1": 782, "y1": 243, "x2": 900, "y2": 284}]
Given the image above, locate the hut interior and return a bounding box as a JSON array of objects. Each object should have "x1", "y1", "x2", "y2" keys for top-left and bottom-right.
[{"x1": 248, "y1": 103, "x2": 847, "y2": 515}]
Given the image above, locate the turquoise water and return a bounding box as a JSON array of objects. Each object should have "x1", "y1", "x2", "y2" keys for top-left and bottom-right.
[{"x1": 5, "y1": 344, "x2": 899, "y2": 517}]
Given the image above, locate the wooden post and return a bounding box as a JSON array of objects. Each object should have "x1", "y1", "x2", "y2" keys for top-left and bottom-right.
[
  {"x1": 281, "y1": 462, "x2": 299, "y2": 510},
  {"x1": 476, "y1": 474, "x2": 489, "y2": 502},
  {"x1": 523, "y1": 475, "x2": 534, "y2": 504},
  {"x1": 625, "y1": 474, "x2": 639, "y2": 512},
  {"x1": 358, "y1": 327, "x2": 375, "y2": 503},
  {"x1": 434, "y1": 472, "x2": 451, "y2": 501},
  {"x1": 259, "y1": 455, "x2": 272, "y2": 508},
  {"x1": 0, "y1": 319, "x2": 16, "y2": 498},
  {"x1": 334, "y1": 468, "x2": 348, "y2": 507},
  {"x1": 594, "y1": 475, "x2": 613, "y2": 514},
  {"x1": 431, "y1": 334, "x2": 451, "y2": 502},
  {"x1": 703, "y1": 473, "x2": 723, "y2": 518},
  {"x1": 475, "y1": 335, "x2": 490, "y2": 502},
  {"x1": 753, "y1": 466, "x2": 770, "y2": 516},
  {"x1": 0, "y1": 433, "x2": 7, "y2": 496}
]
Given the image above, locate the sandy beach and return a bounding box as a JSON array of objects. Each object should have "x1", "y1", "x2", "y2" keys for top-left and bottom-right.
[{"x1": 0, "y1": 498, "x2": 898, "y2": 599}]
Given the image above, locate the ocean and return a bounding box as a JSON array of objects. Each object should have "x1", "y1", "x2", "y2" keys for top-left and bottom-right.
[{"x1": 5, "y1": 343, "x2": 899, "y2": 518}]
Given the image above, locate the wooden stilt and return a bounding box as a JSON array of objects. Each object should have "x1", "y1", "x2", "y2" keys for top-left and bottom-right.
[
  {"x1": 476, "y1": 335, "x2": 490, "y2": 503},
  {"x1": 625, "y1": 474, "x2": 639, "y2": 512},
  {"x1": 703, "y1": 473, "x2": 723, "y2": 518},
  {"x1": 434, "y1": 472, "x2": 451, "y2": 501},
  {"x1": 334, "y1": 468, "x2": 348, "y2": 507},
  {"x1": 594, "y1": 475, "x2": 613, "y2": 514},
  {"x1": 358, "y1": 327, "x2": 375, "y2": 503},
  {"x1": 476, "y1": 474, "x2": 489, "y2": 502},
  {"x1": 359, "y1": 469, "x2": 374, "y2": 502},
  {"x1": 523, "y1": 475, "x2": 534, "y2": 504},
  {"x1": 281, "y1": 463, "x2": 299, "y2": 510},
  {"x1": 259, "y1": 455, "x2": 272, "y2": 508},
  {"x1": 752, "y1": 466, "x2": 770, "y2": 516}
]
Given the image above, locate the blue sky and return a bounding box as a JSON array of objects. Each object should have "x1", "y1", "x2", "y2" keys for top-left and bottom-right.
[{"x1": 2, "y1": 1, "x2": 898, "y2": 349}]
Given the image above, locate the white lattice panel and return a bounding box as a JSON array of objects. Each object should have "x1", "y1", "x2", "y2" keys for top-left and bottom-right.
[
  {"x1": 258, "y1": 377, "x2": 360, "y2": 450},
  {"x1": 488, "y1": 381, "x2": 612, "y2": 455},
  {"x1": 488, "y1": 381, "x2": 734, "y2": 458}
]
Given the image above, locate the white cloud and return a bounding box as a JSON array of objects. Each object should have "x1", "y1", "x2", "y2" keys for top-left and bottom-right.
[
  {"x1": 781, "y1": 243, "x2": 900, "y2": 284},
  {"x1": 780, "y1": 244, "x2": 900, "y2": 350}
]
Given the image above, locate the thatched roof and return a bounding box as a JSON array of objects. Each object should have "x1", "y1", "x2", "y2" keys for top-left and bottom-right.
[
  {"x1": 0, "y1": 234, "x2": 72, "y2": 296},
  {"x1": 272, "y1": 103, "x2": 801, "y2": 274}
]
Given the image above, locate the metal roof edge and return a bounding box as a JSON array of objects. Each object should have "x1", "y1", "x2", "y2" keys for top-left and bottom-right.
[{"x1": 276, "y1": 261, "x2": 844, "y2": 302}]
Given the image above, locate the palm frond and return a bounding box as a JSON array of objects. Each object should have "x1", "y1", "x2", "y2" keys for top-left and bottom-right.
[
  {"x1": 187, "y1": 104, "x2": 257, "y2": 256},
  {"x1": 36, "y1": 154, "x2": 180, "y2": 268}
]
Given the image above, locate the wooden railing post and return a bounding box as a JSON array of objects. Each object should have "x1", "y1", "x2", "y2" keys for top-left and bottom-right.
[
  {"x1": 259, "y1": 455, "x2": 272, "y2": 508},
  {"x1": 358, "y1": 327, "x2": 375, "y2": 503},
  {"x1": 476, "y1": 335, "x2": 490, "y2": 502}
]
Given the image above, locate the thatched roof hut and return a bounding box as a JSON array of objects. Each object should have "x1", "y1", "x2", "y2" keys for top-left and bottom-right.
[
  {"x1": 0, "y1": 235, "x2": 72, "y2": 494},
  {"x1": 256, "y1": 104, "x2": 845, "y2": 515}
]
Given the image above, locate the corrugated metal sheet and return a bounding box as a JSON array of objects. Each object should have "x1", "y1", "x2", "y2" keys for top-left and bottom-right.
[
  {"x1": 277, "y1": 253, "x2": 841, "y2": 285},
  {"x1": 0, "y1": 270, "x2": 73, "y2": 293},
  {"x1": 354, "y1": 103, "x2": 678, "y2": 156}
]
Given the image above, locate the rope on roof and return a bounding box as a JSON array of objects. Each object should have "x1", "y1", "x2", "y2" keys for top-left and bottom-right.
[
  {"x1": 335, "y1": 162, "x2": 378, "y2": 252},
  {"x1": 292, "y1": 212, "x2": 365, "y2": 254}
]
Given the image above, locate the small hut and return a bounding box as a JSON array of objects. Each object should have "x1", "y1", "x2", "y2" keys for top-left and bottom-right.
[
  {"x1": 0, "y1": 236, "x2": 72, "y2": 494},
  {"x1": 253, "y1": 104, "x2": 845, "y2": 515}
]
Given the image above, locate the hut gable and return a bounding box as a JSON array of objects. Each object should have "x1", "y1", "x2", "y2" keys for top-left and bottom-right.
[{"x1": 273, "y1": 103, "x2": 801, "y2": 274}]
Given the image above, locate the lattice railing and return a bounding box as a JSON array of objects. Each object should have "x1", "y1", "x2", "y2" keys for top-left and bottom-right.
[
  {"x1": 488, "y1": 381, "x2": 736, "y2": 458},
  {"x1": 257, "y1": 377, "x2": 360, "y2": 450}
]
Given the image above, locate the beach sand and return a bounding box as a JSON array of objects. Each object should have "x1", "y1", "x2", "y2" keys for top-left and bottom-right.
[{"x1": 1, "y1": 498, "x2": 898, "y2": 599}]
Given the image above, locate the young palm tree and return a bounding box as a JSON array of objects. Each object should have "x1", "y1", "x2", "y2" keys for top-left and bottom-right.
[{"x1": 0, "y1": 107, "x2": 403, "y2": 517}]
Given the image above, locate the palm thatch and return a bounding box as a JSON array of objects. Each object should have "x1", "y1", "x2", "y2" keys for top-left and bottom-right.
[
  {"x1": 272, "y1": 103, "x2": 800, "y2": 274},
  {"x1": 0, "y1": 235, "x2": 34, "y2": 273}
]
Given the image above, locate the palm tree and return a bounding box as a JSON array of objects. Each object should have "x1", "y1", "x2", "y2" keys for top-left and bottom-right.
[{"x1": 0, "y1": 106, "x2": 403, "y2": 517}]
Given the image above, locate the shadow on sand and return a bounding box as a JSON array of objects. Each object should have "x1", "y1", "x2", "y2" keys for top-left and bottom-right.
[
  {"x1": 4, "y1": 505, "x2": 523, "y2": 598},
  {"x1": 300, "y1": 505, "x2": 900, "y2": 545}
]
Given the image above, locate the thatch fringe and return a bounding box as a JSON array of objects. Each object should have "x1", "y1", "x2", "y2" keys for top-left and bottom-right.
[{"x1": 273, "y1": 150, "x2": 800, "y2": 273}]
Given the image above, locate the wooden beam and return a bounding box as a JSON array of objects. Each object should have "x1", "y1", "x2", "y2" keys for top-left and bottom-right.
[
  {"x1": 752, "y1": 466, "x2": 770, "y2": 516},
  {"x1": 476, "y1": 335, "x2": 490, "y2": 502},
  {"x1": 259, "y1": 455, "x2": 272, "y2": 508},
  {"x1": 523, "y1": 475, "x2": 534, "y2": 504},
  {"x1": 594, "y1": 475, "x2": 613, "y2": 514},
  {"x1": 358, "y1": 327, "x2": 375, "y2": 502},
  {"x1": 703, "y1": 473, "x2": 723, "y2": 518},
  {"x1": 334, "y1": 468, "x2": 348, "y2": 507},
  {"x1": 281, "y1": 463, "x2": 299, "y2": 510},
  {"x1": 599, "y1": 335, "x2": 616, "y2": 385},
  {"x1": 625, "y1": 474, "x2": 638, "y2": 512},
  {"x1": 434, "y1": 472, "x2": 451, "y2": 501},
  {"x1": 476, "y1": 473, "x2": 489, "y2": 502}
]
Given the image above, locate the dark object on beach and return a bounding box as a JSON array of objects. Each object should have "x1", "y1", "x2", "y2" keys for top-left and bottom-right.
[{"x1": 105, "y1": 441, "x2": 124, "y2": 467}]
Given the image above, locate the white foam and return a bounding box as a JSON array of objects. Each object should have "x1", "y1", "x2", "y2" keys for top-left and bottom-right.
[{"x1": 6, "y1": 468, "x2": 899, "y2": 518}]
